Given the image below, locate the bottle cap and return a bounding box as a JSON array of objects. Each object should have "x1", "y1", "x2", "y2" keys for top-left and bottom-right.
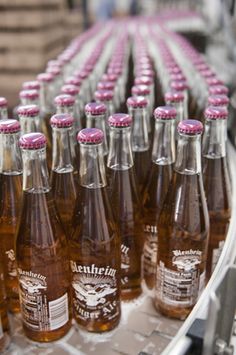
[
  {"x1": 19, "y1": 132, "x2": 46, "y2": 149},
  {"x1": 97, "y1": 81, "x2": 115, "y2": 90},
  {"x1": 168, "y1": 67, "x2": 182, "y2": 75},
  {"x1": 0, "y1": 97, "x2": 7, "y2": 107},
  {"x1": 46, "y1": 66, "x2": 61, "y2": 76},
  {"x1": 19, "y1": 90, "x2": 39, "y2": 100},
  {"x1": 50, "y1": 113, "x2": 74, "y2": 127},
  {"x1": 154, "y1": 106, "x2": 177, "y2": 120},
  {"x1": 108, "y1": 113, "x2": 132, "y2": 127},
  {"x1": 170, "y1": 73, "x2": 186, "y2": 82},
  {"x1": 107, "y1": 67, "x2": 122, "y2": 75},
  {"x1": 65, "y1": 76, "x2": 82, "y2": 87},
  {"x1": 208, "y1": 85, "x2": 229, "y2": 96},
  {"x1": 135, "y1": 69, "x2": 154, "y2": 78},
  {"x1": 85, "y1": 102, "x2": 107, "y2": 115},
  {"x1": 206, "y1": 77, "x2": 224, "y2": 87},
  {"x1": 102, "y1": 73, "x2": 118, "y2": 82},
  {"x1": 131, "y1": 85, "x2": 150, "y2": 96},
  {"x1": 199, "y1": 69, "x2": 215, "y2": 78},
  {"x1": 204, "y1": 106, "x2": 228, "y2": 120},
  {"x1": 127, "y1": 96, "x2": 148, "y2": 108},
  {"x1": 165, "y1": 91, "x2": 184, "y2": 103},
  {"x1": 170, "y1": 81, "x2": 188, "y2": 91},
  {"x1": 178, "y1": 119, "x2": 203, "y2": 135},
  {"x1": 17, "y1": 104, "x2": 40, "y2": 117},
  {"x1": 37, "y1": 73, "x2": 53, "y2": 83},
  {"x1": 61, "y1": 84, "x2": 79, "y2": 96},
  {"x1": 0, "y1": 119, "x2": 20, "y2": 133},
  {"x1": 22, "y1": 81, "x2": 40, "y2": 90},
  {"x1": 77, "y1": 128, "x2": 104, "y2": 144},
  {"x1": 134, "y1": 76, "x2": 153, "y2": 86},
  {"x1": 75, "y1": 69, "x2": 90, "y2": 80},
  {"x1": 207, "y1": 95, "x2": 229, "y2": 106},
  {"x1": 54, "y1": 94, "x2": 75, "y2": 107},
  {"x1": 95, "y1": 90, "x2": 114, "y2": 101}
]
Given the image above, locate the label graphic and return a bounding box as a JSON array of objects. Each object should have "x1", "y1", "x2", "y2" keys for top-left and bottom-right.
[
  {"x1": 5, "y1": 249, "x2": 17, "y2": 277},
  {"x1": 18, "y1": 269, "x2": 68, "y2": 331},
  {"x1": 143, "y1": 224, "x2": 158, "y2": 277},
  {"x1": 156, "y1": 249, "x2": 203, "y2": 307},
  {"x1": 70, "y1": 261, "x2": 119, "y2": 321}
]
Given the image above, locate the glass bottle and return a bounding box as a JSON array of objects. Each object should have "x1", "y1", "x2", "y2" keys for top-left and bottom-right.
[
  {"x1": 127, "y1": 96, "x2": 150, "y2": 191},
  {"x1": 17, "y1": 105, "x2": 41, "y2": 135},
  {"x1": 95, "y1": 90, "x2": 115, "y2": 119},
  {"x1": 69, "y1": 128, "x2": 121, "y2": 332},
  {"x1": 164, "y1": 91, "x2": 184, "y2": 132},
  {"x1": 142, "y1": 106, "x2": 176, "y2": 290},
  {"x1": 208, "y1": 85, "x2": 229, "y2": 97},
  {"x1": 170, "y1": 81, "x2": 189, "y2": 119},
  {"x1": 13, "y1": 90, "x2": 39, "y2": 119},
  {"x1": 0, "y1": 263, "x2": 10, "y2": 352},
  {"x1": 16, "y1": 132, "x2": 71, "y2": 342},
  {"x1": 207, "y1": 95, "x2": 230, "y2": 110},
  {"x1": 61, "y1": 85, "x2": 83, "y2": 133},
  {"x1": 154, "y1": 120, "x2": 209, "y2": 320},
  {"x1": 131, "y1": 85, "x2": 151, "y2": 133},
  {"x1": 107, "y1": 113, "x2": 144, "y2": 300},
  {"x1": 22, "y1": 80, "x2": 40, "y2": 91},
  {"x1": 0, "y1": 119, "x2": 22, "y2": 313},
  {"x1": 0, "y1": 98, "x2": 8, "y2": 120},
  {"x1": 202, "y1": 107, "x2": 231, "y2": 280},
  {"x1": 85, "y1": 103, "x2": 108, "y2": 158},
  {"x1": 50, "y1": 114, "x2": 77, "y2": 235}
]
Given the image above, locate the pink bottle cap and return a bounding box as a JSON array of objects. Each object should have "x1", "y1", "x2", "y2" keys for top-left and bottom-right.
[
  {"x1": 206, "y1": 77, "x2": 224, "y2": 87},
  {"x1": 54, "y1": 94, "x2": 75, "y2": 107},
  {"x1": 204, "y1": 106, "x2": 228, "y2": 120},
  {"x1": 170, "y1": 81, "x2": 188, "y2": 91},
  {"x1": 97, "y1": 81, "x2": 115, "y2": 90},
  {"x1": 131, "y1": 85, "x2": 150, "y2": 96},
  {"x1": 165, "y1": 91, "x2": 184, "y2": 103},
  {"x1": 19, "y1": 132, "x2": 47, "y2": 149},
  {"x1": 199, "y1": 69, "x2": 215, "y2": 78},
  {"x1": 0, "y1": 97, "x2": 7, "y2": 107},
  {"x1": 22, "y1": 81, "x2": 40, "y2": 90},
  {"x1": 77, "y1": 128, "x2": 104, "y2": 144},
  {"x1": 170, "y1": 73, "x2": 186, "y2": 82},
  {"x1": 134, "y1": 76, "x2": 153, "y2": 86},
  {"x1": 168, "y1": 67, "x2": 182, "y2": 75},
  {"x1": 17, "y1": 104, "x2": 40, "y2": 117},
  {"x1": 135, "y1": 69, "x2": 154, "y2": 78},
  {"x1": 107, "y1": 67, "x2": 122, "y2": 75},
  {"x1": 95, "y1": 90, "x2": 114, "y2": 101},
  {"x1": 0, "y1": 119, "x2": 20, "y2": 133},
  {"x1": 154, "y1": 106, "x2": 177, "y2": 119},
  {"x1": 19, "y1": 90, "x2": 39, "y2": 100},
  {"x1": 37, "y1": 73, "x2": 53, "y2": 83},
  {"x1": 47, "y1": 59, "x2": 63, "y2": 68},
  {"x1": 46, "y1": 66, "x2": 61, "y2": 76},
  {"x1": 61, "y1": 84, "x2": 79, "y2": 96},
  {"x1": 178, "y1": 119, "x2": 203, "y2": 135},
  {"x1": 207, "y1": 95, "x2": 230, "y2": 106},
  {"x1": 85, "y1": 102, "x2": 107, "y2": 115},
  {"x1": 65, "y1": 76, "x2": 82, "y2": 87},
  {"x1": 208, "y1": 85, "x2": 229, "y2": 96},
  {"x1": 50, "y1": 113, "x2": 74, "y2": 127},
  {"x1": 74, "y1": 70, "x2": 90, "y2": 80},
  {"x1": 108, "y1": 113, "x2": 132, "y2": 127},
  {"x1": 127, "y1": 96, "x2": 148, "y2": 108},
  {"x1": 102, "y1": 73, "x2": 119, "y2": 82}
]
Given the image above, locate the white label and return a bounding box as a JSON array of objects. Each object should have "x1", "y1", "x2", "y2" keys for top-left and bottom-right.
[
  {"x1": 143, "y1": 224, "x2": 158, "y2": 277},
  {"x1": 49, "y1": 293, "x2": 69, "y2": 330},
  {"x1": 70, "y1": 261, "x2": 119, "y2": 322},
  {"x1": 156, "y1": 249, "x2": 203, "y2": 307},
  {"x1": 5, "y1": 249, "x2": 17, "y2": 277},
  {"x1": 212, "y1": 241, "x2": 225, "y2": 272}
]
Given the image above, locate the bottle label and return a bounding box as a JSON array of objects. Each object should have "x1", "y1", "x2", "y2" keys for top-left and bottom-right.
[
  {"x1": 156, "y1": 249, "x2": 203, "y2": 307},
  {"x1": 212, "y1": 240, "x2": 225, "y2": 272},
  {"x1": 143, "y1": 224, "x2": 158, "y2": 277},
  {"x1": 5, "y1": 249, "x2": 17, "y2": 277},
  {"x1": 70, "y1": 261, "x2": 119, "y2": 322},
  {"x1": 18, "y1": 268, "x2": 69, "y2": 331}
]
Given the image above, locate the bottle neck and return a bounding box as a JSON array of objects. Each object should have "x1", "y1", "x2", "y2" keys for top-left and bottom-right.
[
  {"x1": 0, "y1": 133, "x2": 22, "y2": 175},
  {"x1": 22, "y1": 148, "x2": 50, "y2": 192},
  {"x1": 52, "y1": 127, "x2": 74, "y2": 173},
  {"x1": 175, "y1": 134, "x2": 201, "y2": 175},
  {"x1": 0, "y1": 107, "x2": 8, "y2": 120},
  {"x1": 79, "y1": 143, "x2": 107, "y2": 188},
  {"x1": 19, "y1": 116, "x2": 39, "y2": 135},
  {"x1": 166, "y1": 101, "x2": 184, "y2": 126},
  {"x1": 152, "y1": 119, "x2": 175, "y2": 165},
  {"x1": 107, "y1": 126, "x2": 134, "y2": 170},
  {"x1": 202, "y1": 119, "x2": 226, "y2": 158},
  {"x1": 39, "y1": 82, "x2": 52, "y2": 113},
  {"x1": 130, "y1": 107, "x2": 149, "y2": 151},
  {"x1": 20, "y1": 98, "x2": 39, "y2": 106},
  {"x1": 86, "y1": 114, "x2": 108, "y2": 155}
]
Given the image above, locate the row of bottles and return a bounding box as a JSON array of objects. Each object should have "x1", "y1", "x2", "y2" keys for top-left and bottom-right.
[{"x1": 0, "y1": 18, "x2": 232, "y2": 348}]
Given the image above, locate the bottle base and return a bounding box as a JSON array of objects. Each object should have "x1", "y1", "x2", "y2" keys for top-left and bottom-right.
[
  {"x1": 22, "y1": 321, "x2": 72, "y2": 342},
  {"x1": 153, "y1": 299, "x2": 192, "y2": 321}
]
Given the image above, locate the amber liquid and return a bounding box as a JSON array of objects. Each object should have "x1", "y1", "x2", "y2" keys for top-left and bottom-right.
[
  {"x1": 203, "y1": 157, "x2": 231, "y2": 281},
  {"x1": 107, "y1": 167, "x2": 144, "y2": 301},
  {"x1": 154, "y1": 171, "x2": 209, "y2": 320},
  {"x1": 50, "y1": 171, "x2": 77, "y2": 237},
  {"x1": 0, "y1": 174, "x2": 22, "y2": 313},
  {"x1": 142, "y1": 163, "x2": 173, "y2": 289},
  {"x1": 133, "y1": 150, "x2": 151, "y2": 192},
  {"x1": 0, "y1": 267, "x2": 10, "y2": 352},
  {"x1": 16, "y1": 191, "x2": 72, "y2": 342},
  {"x1": 70, "y1": 186, "x2": 121, "y2": 332}
]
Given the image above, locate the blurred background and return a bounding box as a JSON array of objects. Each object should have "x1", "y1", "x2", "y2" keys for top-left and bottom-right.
[{"x1": 0, "y1": 0, "x2": 235, "y2": 110}]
